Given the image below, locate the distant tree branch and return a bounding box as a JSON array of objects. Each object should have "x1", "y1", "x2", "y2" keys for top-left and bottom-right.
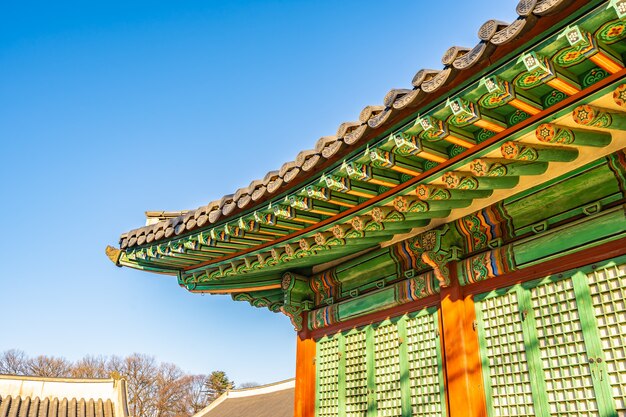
[{"x1": 0, "y1": 350, "x2": 237, "y2": 417}]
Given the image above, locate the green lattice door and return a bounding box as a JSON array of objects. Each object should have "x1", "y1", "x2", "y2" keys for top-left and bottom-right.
[
  {"x1": 315, "y1": 308, "x2": 447, "y2": 417},
  {"x1": 475, "y1": 257, "x2": 626, "y2": 417},
  {"x1": 316, "y1": 335, "x2": 340, "y2": 417}
]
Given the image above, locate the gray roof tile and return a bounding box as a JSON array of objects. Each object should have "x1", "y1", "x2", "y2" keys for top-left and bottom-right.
[
  {"x1": 0, "y1": 396, "x2": 114, "y2": 417},
  {"x1": 195, "y1": 380, "x2": 294, "y2": 417}
]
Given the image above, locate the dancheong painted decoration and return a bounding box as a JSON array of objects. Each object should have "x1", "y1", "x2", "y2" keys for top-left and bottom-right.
[{"x1": 108, "y1": 0, "x2": 626, "y2": 416}]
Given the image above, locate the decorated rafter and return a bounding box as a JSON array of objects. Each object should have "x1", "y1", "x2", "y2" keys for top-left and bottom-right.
[
  {"x1": 535, "y1": 123, "x2": 612, "y2": 146},
  {"x1": 479, "y1": 75, "x2": 542, "y2": 115},
  {"x1": 447, "y1": 97, "x2": 507, "y2": 133},
  {"x1": 556, "y1": 25, "x2": 623, "y2": 74},
  {"x1": 516, "y1": 51, "x2": 581, "y2": 96},
  {"x1": 404, "y1": 115, "x2": 476, "y2": 149}
]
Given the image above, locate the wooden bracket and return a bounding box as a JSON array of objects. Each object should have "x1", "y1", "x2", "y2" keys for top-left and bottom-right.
[
  {"x1": 421, "y1": 251, "x2": 452, "y2": 287},
  {"x1": 280, "y1": 304, "x2": 304, "y2": 331}
]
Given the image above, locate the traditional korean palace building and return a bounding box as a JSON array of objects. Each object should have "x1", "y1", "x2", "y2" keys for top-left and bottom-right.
[
  {"x1": 108, "y1": 0, "x2": 626, "y2": 415},
  {"x1": 0, "y1": 375, "x2": 129, "y2": 417}
]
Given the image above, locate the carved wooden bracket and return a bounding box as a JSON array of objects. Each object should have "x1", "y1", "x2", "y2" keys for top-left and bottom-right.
[
  {"x1": 281, "y1": 271, "x2": 314, "y2": 331},
  {"x1": 282, "y1": 271, "x2": 314, "y2": 306},
  {"x1": 280, "y1": 304, "x2": 304, "y2": 332},
  {"x1": 421, "y1": 245, "x2": 463, "y2": 287},
  {"x1": 421, "y1": 251, "x2": 451, "y2": 287}
]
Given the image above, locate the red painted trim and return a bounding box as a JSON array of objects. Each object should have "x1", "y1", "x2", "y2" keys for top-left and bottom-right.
[
  {"x1": 308, "y1": 294, "x2": 439, "y2": 339},
  {"x1": 462, "y1": 236, "x2": 626, "y2": 296},
  {"x1": 184, "y1": 69, "x2": 626, "y2": 272}
]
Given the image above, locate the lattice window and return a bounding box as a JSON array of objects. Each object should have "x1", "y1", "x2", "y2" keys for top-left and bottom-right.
[
  {"x1": 374, "y1": 322, "x2": 402, "y2": 416},
  {"x1": 530, "y1": 278, "x2": 599, "y2": 416},
  {"x1": 587, "y1": 263, "x2": 626, "y2": 413},
  {"x1": 316, "y1": 337, "x2": 340, "y2": 417},
  {"x1": 405, "y1": 311, "x2": 445, "y2": 417},
  {"x1": 345, "y1": 330, "x2": 368, "y2": 417},
  {"x1": 479, "y1": 291, "x2": 535, "y2": 417}
]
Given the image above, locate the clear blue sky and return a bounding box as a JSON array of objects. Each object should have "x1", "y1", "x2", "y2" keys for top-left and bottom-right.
[{"x1": 0, "y1": 1, "x2": 518, "y2": 384}]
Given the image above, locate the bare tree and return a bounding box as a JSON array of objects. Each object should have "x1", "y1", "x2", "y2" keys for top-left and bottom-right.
[
  {"x1": 186, "y1": 374, "x2": 209, "y2": 414},
  {"x1": 154, "y1": 362, "x2": 189, "y2": 417},
  {"x1": 238, "y1": 382, "x2": 260, "y2": 389},
  {"x1": 106, "y1": 354, "x2": 124, "y2": 378},
  {"x1": 118, "y1": 354, "x2": 158, "y2": 417},
  {"x1": 71, "y1": 355, "x2": 110, "y2": 378},
  {"x1": 0, "y1": 349, "x2": 29, "y2": 375},
  {"x1": 0, "y1": 351, "x2": 234, "y2": 417},
  {"x1": 28, "y1": 355, "x2": 72, "y2": 377}
]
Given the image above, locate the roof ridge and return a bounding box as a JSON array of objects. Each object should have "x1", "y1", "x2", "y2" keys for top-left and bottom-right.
[
  {"x1": 0, "y1": 394, "x2": 114, "y2": 401},
  {"x1": 0, "y1": 375, "x2": 116, "y2": 383},
  {"x1": 230, "y1": 378, "x2": 295, "y2": 393}
]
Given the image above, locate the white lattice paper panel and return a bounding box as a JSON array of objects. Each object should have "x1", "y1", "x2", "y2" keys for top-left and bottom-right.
[
  {"x1": 345, "y1": 331, "x2": 368, "y2": 417},
  {"x1": 406, "y1": 312, "x2": 444, "y2": 417},
  {"x1": 531, "y1": 278, "x2": 599, "y2": 417},
  {"x1": 587, "y1": 263, "x2": 626, "y2": 414},
  {"x1": 317, "y1": 337, "x2": 340, "y2": 417},
  {"x1": 374, "y1": 323, "x2": 402, "y2": 416},
  {"x1": 480, "y1": 291, "x2": 535, "y2": 417}
]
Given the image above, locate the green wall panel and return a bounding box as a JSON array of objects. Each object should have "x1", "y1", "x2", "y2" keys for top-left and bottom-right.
[
  {"x1": 475, "y1": 256, "x2": 626, "y2": 417},
  {"x1": 475, "y1": 290, "x2": 537, "y2": 417},
  {"x1": 374, "y1": 321, "x2": 402, "y2": 416},
  {"x1": 315, "y1": 309, "x2": 445, "y2": 417},
  {"x1": 585, "y1": 263, "x2": 626, "y2": 413},
  {"x1": 529, "y1": 277, "x2": 600, "y2": 416},
  {"x1": 405, "y1": 310, "x2": 446, "y2": 417},
  {"x1": 316, "y1": 336, "x2": 340, "y2": 417},
  {"x1": 345, "y1": 330, "x2": 368, "y2": 417}
]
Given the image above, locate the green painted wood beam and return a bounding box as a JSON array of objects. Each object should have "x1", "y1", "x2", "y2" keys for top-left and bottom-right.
[
  {"x1": 513, "y1": 206, "x2": 626, "y2": 266},
  {"x1": 393, "y1": 195, "x2": 472, "y2": 213},
  {"x1": 415, "y1": 184, "x2": 493, "y2": 200},
  {"x1": 573, "y1": 104, "x2": 626, "y2": 130},
  {"x1": 403, "y1": 115, "x2": 476, "y2": 149},
  {"x1": 505, "y1": 163, "x2": 621, "y2": 229},
  {"x1": 501, "y1": 141, "x2": 579, "y2": 162},
  {"x1": 130, "y1": 252, "x2": 194, "y2": 268},
  {"x1": 441, "y1": 171, "x2": 520, "y2": 189},
  {"x1": 535, "y1": 123, "x2": 612, "y2": 147},
  {"x1": 469, "y1": 159, "x2": 549, "y2": 177}
]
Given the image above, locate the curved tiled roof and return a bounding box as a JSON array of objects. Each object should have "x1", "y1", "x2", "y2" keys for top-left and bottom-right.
[
  {"x1": 0, "y1": 376, "x2": 129, "y2": 417},
  {"x1": 0, "y1": 395, "x2": 115, "y2": 417},
  {"x1": 118, "y1": 0, "x2": 582, "y2": 251},
  {"x1": 192, "y1": 379, "x2": 294, "y2": 417}
]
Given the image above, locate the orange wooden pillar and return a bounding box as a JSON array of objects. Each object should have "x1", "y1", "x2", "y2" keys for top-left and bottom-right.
[
  {"x1": 294, "y1": 313, "x2": 316, "y2": 417},
  {"x1": 439, "y1": 263, "x2": 487, "y2": 417}
]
